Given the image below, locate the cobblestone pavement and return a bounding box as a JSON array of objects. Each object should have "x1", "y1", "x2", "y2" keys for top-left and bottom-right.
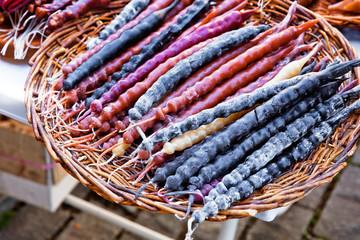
[{"x1": 0, "y1": 152, "x2": 359, "y2": 240}]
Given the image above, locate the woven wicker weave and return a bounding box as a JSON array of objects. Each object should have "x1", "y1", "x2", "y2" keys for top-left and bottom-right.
[
  {"x1": 308, "y1": 0, "x2": 360, "y2": 29},
  {"x1": 25, "y1": 0, "x2": 360, "y2": 221}
]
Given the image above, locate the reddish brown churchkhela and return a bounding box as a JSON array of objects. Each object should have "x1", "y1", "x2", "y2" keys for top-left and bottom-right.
[
  {"x1": 234, "y1": 44, "x2": 311, "y2": 96},
  {"x1": 122, "y1": 39, "x2": 298, "y2": 145},
  {"x1": 35, "y1": 0, "x2": 72, "y2": 19},
  {"x1": 160, "y1": 20, "x2": 318, "y2": 118},
  {"x1": 176, "y1": 41, "x2": 297, "y2": 120},
  {"x1": 46, "y1": 0, "x2": 111, "y2": 33}
]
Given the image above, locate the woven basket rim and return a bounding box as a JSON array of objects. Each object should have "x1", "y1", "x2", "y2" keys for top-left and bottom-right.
[
  {"x1": 24, "y1": 0, "x2": 360, "y2": 221},
  {"x1": 308, "y1": 0, "x2": 360, "y2": 29}
]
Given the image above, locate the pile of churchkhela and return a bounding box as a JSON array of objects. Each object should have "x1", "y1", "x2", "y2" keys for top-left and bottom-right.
[{"x1": 35, "y1": 0, "x2": 360, "y2": 238}]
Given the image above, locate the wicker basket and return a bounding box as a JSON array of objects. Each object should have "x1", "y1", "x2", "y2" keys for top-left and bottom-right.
[
  {"x1": 25, "y1": 0, "x2": 360, "y2": 221},
  {"x1": 308, "y1": 0, "x2": 360, "y2": 29}
]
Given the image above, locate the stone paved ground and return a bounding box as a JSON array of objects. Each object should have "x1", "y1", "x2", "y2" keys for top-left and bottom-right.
[{"x1": 0, "y1": 154, "x2": 360, "y2": 240}]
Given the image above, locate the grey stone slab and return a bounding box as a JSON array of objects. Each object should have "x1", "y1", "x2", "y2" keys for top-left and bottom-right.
[
  {"x1": 71, "y1": 183, "x2": 91, "y2": 199},
  {"x1": 0, "y1": 194, "x2": 7, "y2": 204},
  {"x1": 246, "y1": 204, "x2": 314, "y2": 240},
  {"x1": 0, "y1": 197, "x2": 19, "y2": 213},
  {"x1": 135, "y1": 210, "x2": 185, "y2": 239},
  {"x1": 192, "y1": 218, "x2": 249, "y2": 240},
  {"x1": 234, "y1": 218, "x2": 250, "y2": 239},
  {"x1": 118, "y1": 231, "x2": 146, "y2": 240},
  {"x1": 120, "y1": 205, "x2": 138, "y2": 215},
  {"x1": 0, "y1": 205, "x2": 70, "y2": 240},
  {"x1": 304, "y1": 236, "x2": 323, "y2": 240},
  {"x1": 57, "y1": 212, "x2": 121, "y2": 240},
  {"x1": 313, "y1": 166, "x2": 360, "y2": 240},
  {"x1": 297, "y1": 184, "x2": 328, "y2": 210},
  {"x1": 350, "y1": 145, "x2": 360, "y2": 165},
  {"x1": 88, "y1": 193, "x2": 137, "y2": 218}
]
